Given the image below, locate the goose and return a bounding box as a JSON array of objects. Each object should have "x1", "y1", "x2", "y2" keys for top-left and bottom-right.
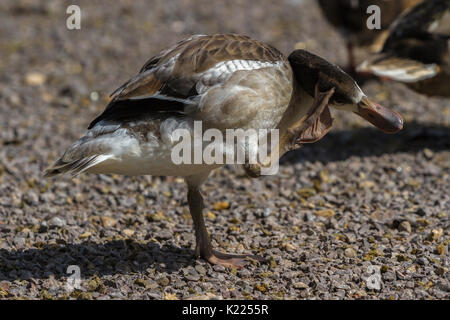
[
  {"x1": 358, "y1": 0, "x2": 450, "y2": 97},
  {"x1": 44, "y1": 34, "x2": 403, "y2": 268},
  {"x1": 317, "y1": 0, "x2": 423, "y2": 73}
]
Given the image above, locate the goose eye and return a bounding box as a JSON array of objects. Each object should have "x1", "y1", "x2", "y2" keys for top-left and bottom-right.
[
  {"x1": 333, "y1": 97, "x2": 346, "y2": 105},
  {"x1": 332, "y1": 92, "x2": 352, "y2": 105}
]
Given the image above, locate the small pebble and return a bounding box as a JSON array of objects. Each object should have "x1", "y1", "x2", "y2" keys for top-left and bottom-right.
[
  {"x1": 48, "y1": 217, "x2": 65, "y2": 228},
  {"x1": 122, "y1": 229, "x2": 135, "y2": 237},
  {"x1": 293, "y1": 282, "x2": 308, "y2": 289},
  {"x1": 398, "y1": 221, "x2": 412, "y2": 233},
  {"x1": 25, "y1": 72, "x2": 46, "y2": 86},
  {"x1": 344, "y1": 247, "x2": 357, "y2": 258}
]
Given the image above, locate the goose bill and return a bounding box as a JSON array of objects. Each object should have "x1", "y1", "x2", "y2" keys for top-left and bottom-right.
[{"x1": 355, "y1": 97, "x2": 403, "y2": 134}]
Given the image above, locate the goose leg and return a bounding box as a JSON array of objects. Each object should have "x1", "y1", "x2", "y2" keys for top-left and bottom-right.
[{"x1": 187, "y1": 183, "x2": 265, "y2": 268}]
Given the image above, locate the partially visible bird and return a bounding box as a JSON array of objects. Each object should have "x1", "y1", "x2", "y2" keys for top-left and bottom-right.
[
  {"x1": 317, "y1": 0, "x2": 423, "y2": 73},
  {"x1": 358, "y1": 0, "x2": 450, "y2": 97},
  {"x1": 44, "y1": 34, "x2": 403, "y2": 268}
]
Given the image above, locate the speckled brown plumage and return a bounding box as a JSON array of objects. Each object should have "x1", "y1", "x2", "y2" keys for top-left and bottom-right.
[
  {"x1": 90, "y1": 34, "x2": 287, "y2": 129},
  {"x1": 140, "y1": 34, "x2": 284, "y2": 74},
  {"x1": 111, "y1": 34, "x2": 284, "y2": 101}
]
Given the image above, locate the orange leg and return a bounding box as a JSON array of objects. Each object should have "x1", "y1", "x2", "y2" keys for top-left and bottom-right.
[{"x1": 187, "y1": 186, "x2": 265, "y2": 268}]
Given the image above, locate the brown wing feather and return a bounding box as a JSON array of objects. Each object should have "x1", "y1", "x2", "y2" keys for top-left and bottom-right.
[
  {"x1": 114, "y1": 34, "x2": 284, "y2": 101},
  {"x1": 89, "y1": 34, "x2": 285, "y2": 129},
  {"x1": 118, "y1": 73, "x2": 163, "y2": 100},
  {"x1": 168, "y1": 34, "x2": 284, "y2": 78}
]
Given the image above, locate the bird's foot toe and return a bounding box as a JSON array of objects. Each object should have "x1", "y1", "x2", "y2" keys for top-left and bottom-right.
[{"x1": 205, "y1": 250, "x2": 266, "y2": 269}]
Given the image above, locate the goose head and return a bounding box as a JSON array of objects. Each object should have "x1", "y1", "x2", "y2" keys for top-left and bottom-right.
[{"x1": 288, "y1": 49, "x2": 404, "y2": 134}]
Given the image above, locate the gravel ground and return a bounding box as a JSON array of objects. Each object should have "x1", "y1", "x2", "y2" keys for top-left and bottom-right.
[{"x1": 0, "y1": 0, "x2": 449, "y2": 300}]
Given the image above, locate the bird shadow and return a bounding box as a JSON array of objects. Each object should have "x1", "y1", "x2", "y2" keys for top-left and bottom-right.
[
  {"x1": 0, "y1": 240, "x2": 197, "y2": 282},
  {"x1": 281, "y1": 121, "x2": 450, "y2": 165},
  {"x1": 1, "y1": 123, "x2": 448, "y2": 283}
]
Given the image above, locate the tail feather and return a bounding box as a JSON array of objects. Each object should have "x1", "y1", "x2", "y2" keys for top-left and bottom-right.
[
  {"x1": 43, "y1": 155, "x2": 112, "y2": 178},
  {"x1": 358, "y1": 54, "x2": 439, "y2": 83}
]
